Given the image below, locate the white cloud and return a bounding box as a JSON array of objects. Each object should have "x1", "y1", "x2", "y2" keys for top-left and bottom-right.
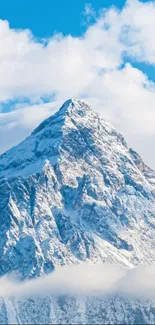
[
  {"x1": 0, "y1": 101, "x2": 58, "y2": 154},
  {"x1": 83, "y1": 3, "x2": 96, "y2": 23},
  {"x1": 0, "y1": 0, "x2": 155, "y2": 168},
  {"x1": 120, "y1": 0, "x2": 155, "y2": 63},
  {"x1": 1, "y1": 263, "x2": 155, "y2": 300}
]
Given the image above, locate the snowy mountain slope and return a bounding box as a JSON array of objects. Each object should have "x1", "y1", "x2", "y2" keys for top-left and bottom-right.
[
  {"x1": 0, "y1": 99, "x2": 155, "y2": 279},
  {"x1": 1, "y1": 295, "x2": 155, "y2": 324}
]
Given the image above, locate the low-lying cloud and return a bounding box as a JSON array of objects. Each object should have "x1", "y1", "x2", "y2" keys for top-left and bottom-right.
[{"x1": 1, "y1": 263, "x2": 155, "y2": 300}]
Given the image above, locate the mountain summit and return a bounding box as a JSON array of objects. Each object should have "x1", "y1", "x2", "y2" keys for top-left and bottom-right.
[{"x1": 0, "y1": 99, "x2": 155, "y2": 279}]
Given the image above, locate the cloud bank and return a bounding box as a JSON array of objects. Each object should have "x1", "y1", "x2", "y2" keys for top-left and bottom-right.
[
  {"x1": 1, "y1": 263, "x2": 155, "y2": 300},
  {"x1": 0, "y1": 0, "x2": 155, "y2": 168}
]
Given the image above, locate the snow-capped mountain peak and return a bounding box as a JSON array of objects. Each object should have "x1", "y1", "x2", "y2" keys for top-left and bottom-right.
[
  {"x1": 32, "y1": 98, "x2": 94, "y2": 135},
  {"x1": 0, "y1": 99, "x2": 155, "y2": 279},
  {"x1": 0, "y1": 98, "x2": 116, "y2": 179}
]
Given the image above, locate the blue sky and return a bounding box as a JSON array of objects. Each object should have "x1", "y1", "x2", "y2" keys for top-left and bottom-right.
[
  {"x1": 0, "y1": 0, "x2": 126, "y2": 37},
  {"x1": 0, "y1": 0, "x2": 154, "y2": 87},
  {"x1": 0, "y1": 0, "x2": 154, "y2": 82},
  {"x1": 0, "y1": 0, "x2": 155, "y2": 169},
  {"x1": 0, "y1": 0, "x2": 150, "y2": 37}
]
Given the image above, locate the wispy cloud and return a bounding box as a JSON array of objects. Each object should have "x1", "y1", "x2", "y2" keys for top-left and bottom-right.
[{"x1": 1, "y1": 263, "x2": 155, "y2": 300}]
